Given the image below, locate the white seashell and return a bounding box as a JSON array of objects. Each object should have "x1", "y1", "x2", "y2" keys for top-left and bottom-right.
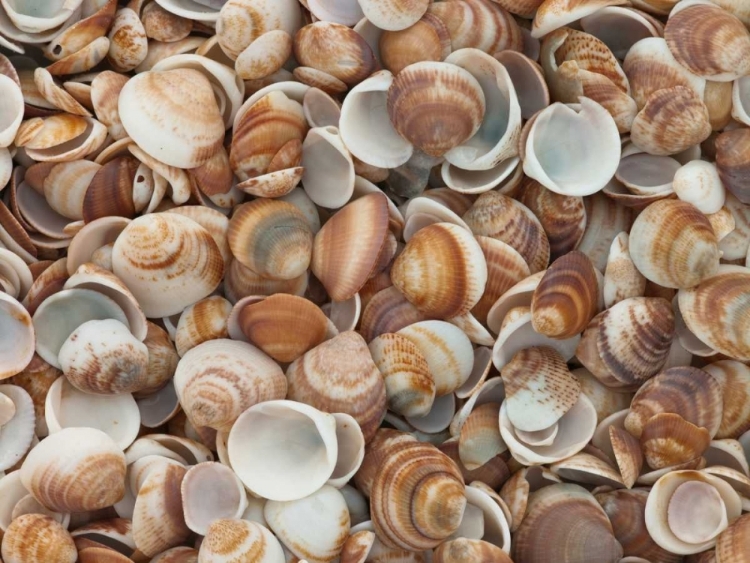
[
  {"x1": 672, "y1": 160, "x2": 726, "y2": 214},
  {"x1": 301, "y1": 126, "x2": 355, "y2": 209},
  {"x1": 155, "y1": 0, "x2": 223, "y2": 22},
  {"x1": 1, "y1": 0, "x2": 82, "y2": 34},
  {"x1": 0, "y1": 292, "x2": 34, "y2": 380},
  {"x1": 0, "y1": 385, "x2": 35, "y2": 472},
  {"x1": 181, "y1": 462, "x2": 248, "y2": 536},
  {"x1": 328, "y1": 412, "x2": 365, "y2": 488},
  {"x1": 0, "y1": 74, "x2": 23, "y2": 148},
  {"x1": 200, "y1": 519, "x2": 286, "y2": 563}
]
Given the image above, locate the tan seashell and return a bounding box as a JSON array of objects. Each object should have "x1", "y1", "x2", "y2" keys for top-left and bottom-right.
[
  {"x1": 107, "y1": 8, "x2": 148, "y2": 72},
  {"x1": 45, "y1": 36, "x2": 111, "y2": 76},
  {"x1": 134, "y1": 36, "x2": 205, "y2": 73},
  {"x1": 224, "y1": 259, "x2": 308, "y2": 304},
  {"x1": 1, "y1": 513, "x2": 76, "y2": 563},
  {"x1": 112, "y1": 213, "x2": 224, "y2": 318},
  {"x1": 174, "y1": 339, "x2": 286, "y2": 432},
  {"x1": 181, "y1": 462, "x2": 246, "y2": 536},
  {"x1": 118, "y1": 68, "x2": 224, "y2": 169},
  {"x1": 435, "y1": 538, "x2": 512, "y2": 563},
  {"x1": 428, "y1": 0, "x2": 523, "y2": 54},
  {"x1": 32, "y1": 68, "x2": 91, "y2": 117},
  {"x1": 90, "y1": 71, "x2": 129, "y2": 141},
  {"x1": 664, "y1": 1, "x2": 750, "y2": 82},
  {"x1": 549, "y1": 451, "x2": 625, "y2": 488},
  {"x1": 165, "y1": 205, "x2": 231, "y2": 266},
  {"x1": 458, "y1": 402, "x2": 505, "y2": 470},
  {"x1": 287, "y1": 331, "x2": 386, "y2": 442},
  {"x1": 151, "y1": 546, "x2": 199, "y2": 562},
  {"x1": 641, "y1": 412, "x2": 711, "y2": 470},
  {"x1": 0, "y1": 292, "x2": 35, "y2": 380},
  {"x1": 83, "y1": 155, "x2": 140, "y2": 222},
  {"x1": 20, "y1": 427, "x2": 126, "y2": 513},
  {"x1": 0, "y1": 74, "x2": 23, "y2": 149},
  {"x1": 200, "y1": 519, "x2": 285, "y2": 563},
  {"x1": 142, "y1": 2, "x2": 192, "y2": 42},
  {"x1": 303, "y1": 87, "x2": 341, "y2": 130},
  {"x1": 603, "y1": 232, "x2": 647, "y2": 309},
  {"x1": 703, "y1": 79, "x2": 733, "y2": 131},
  {"x1": 379, "y1": 14, "x2": 450, "y2": 75},
  {"x1": 715, "y1": 512, "x2": 750, "y2": 563},
  {"x1": 359, "y1": 285, "x2": 426, "y2": 342},
  {"x1": 672, "y1": 160, "x2": 725, "y2": 216},
  {"x1": 300, "y1": 125, "x2": 355, "y2": 208},
  {"x1": 703, "y1": 361, "x2": 750, "y2": 439},
  {"x1": 235, "y1": 30, "x2": 292, "y2": 81},
  {"x1": 677, "y1": 265, "x2": 750, "y2": 361},
  {"x1": 293, "y1": 66, "x2": 348, "y2": 95},
  {"x1": 227, "y1": 198, "x2": 312, "y2": 281},
  {"x1": 625, "y1": 366, "x2": 724, "y2": 439},
  {"x1": 715, "y1": 128, "x2": 750, "y2": 205},
  {"x1": 499, "y1": 466, "x2": 561, "y2": 532},
  {"x1": 39, "y1": 160, "x2": 98, "y2": 222},
  {"x1": 387, "y1": 61, "x2": 485, "y2": 158},
  {"x1": 136, "y1": 322, "x2": 178, "y2": 397},
  {"x1": 358, "y1": 0, "x2": 429, "y2": 31},
  {"x1": 294, "y1": 22, "x2": 376, "y2": 86},
  {"x1": 707, "y1": 205, "x2": 736, "y2": 244},
  {"x1": 174, "y1": 296, "x2": 231, "y2": 357},
  {"x1": 215, "y1": 0, "x2": 301, "y2": 60},
  {"x1": 514, "y1": 483, "x2": 623, "y2": 561},
  {"x1": 531, "y1": 251, "x2": 599, "y2": 339},
  {"x1": 576, "y1": 191, "x2": 634, "y2": 272}
]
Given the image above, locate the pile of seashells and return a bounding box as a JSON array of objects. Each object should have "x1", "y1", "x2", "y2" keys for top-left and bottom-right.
[{"x1": 1, "y1": 0, "x2": 750, "y2": 561}]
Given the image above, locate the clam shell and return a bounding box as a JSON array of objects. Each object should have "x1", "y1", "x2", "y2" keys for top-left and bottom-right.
[
  {"x1": 387, "y1": 61, "x2": 485, "y2": 158},
  {"x1": 227, "y1": 198, "x2": 312, "y2": 281},
  {"x1": 66, "y1": 216, "x2": 130, "y2": 275},
  {"x1": 286, "y1": 331, "x2": 386, "y2": 442},
  {"x1": 715, "y1": 128, "x2": 750, "y2": 204},
  {"x1": 227, "y1": 400, "x2": 338, "y2": 501},
  {"x1": 235, "y1": 30, "x2": 292, "y2": 81},
  {"x1": 20, "y1": 427, "x2": 126, "y2": 513},
  {"x1": 641, "y1": 412, "x2": 711, "y2": 470},
  {"x1": 112, "y1": 212, "x2": 224, "y2": 318},
  {"x1": 142, "y1": 2, "x2": 192, "y2": 42},
  {"x1": 0, "y1": 292, "x2": 34, "y2": 380},
  {"x1": 671, "y1": 160, "x2": 725, "y2": 215},
  {"x1": 300, "y1": 126, "x2": 355, "y2": 209},
  {"x1": 1, "y1": 513, "x2": 76, "y2": 563},
  {"x1": 307, "y1": 0, "x2": 364, "y2": 25},
  {"x1": 41, "y1": 160, "x2": 99, "y2": 221},
  {"x1": 139, "y1": 322, "x2": 179, "y2": 397},
  {"x1": 703, "y1": 361, "x2": 750, "y2": 439},
  {"x1": 294, "y1": 22, "x2": 376, "y2": 85},
  {"x1": 359, "y1": 285, "x2": 426, "y2": 342},
  {"x1": 549, "y1": 451, "x2": 624, "y2": 488},
  {"x1": 224, "y1": 258, "x2": 308, "y2": 304},
  {"x1": 0, "y1": 74, "x2": 23, "y2": 148},
  {"x1": 312, "y1": 192, "x2": 390, "y2": 302},
  {"x1": 458, "y1": 402, "x2": 506, "y2": 471},
  {"x1": 106, "y1": 8, "x2": 147, "y2": 72},
  {"x1": 294, "y1": 66, "x2": 348, "y2": 95},
  {"x1": 90, "y1": 71, "x2": 129, "y2": 141},
  {"x1": 428, "y1": 0, "x2": 523, "y2": 54},
  {"x1": 435, "y1": 538, "x2": 512, "y2": 563},
  {"x1": 576, "y1": 191, "x2": 634, "y2": 272},
  {"x1": 359, "y1": 0, "x2": 429, "y2": 31},
  {"x1": 200, "y1": 519, "x2": 285, "y2": 563},
  {"x1": 379, "y1": 13, "x2": 450, "y2": 75},
  {"x1": 174, "y1": 296, "x2": 232, "y2": 357},
  {"x1": 603, "y1": 232, "x2": 647, "y2": 309},
  {"x1": 303, "y1": 87, "x2": 341, "y2": 130},
  {"x1": 715, "y1": 513, "x2": 750, "y2": 563},
  {"x1": 181, "y1": 462, "x2": 247, "y2": 536},
  {"x1": 215, "y1": 0, "x2": 301, "y2": 60},
  {"x1": 174, "y1": 339, "x2": 287, "y2": 432},
  {"x1": 392, "y1": 222, "x2": 487, "y2": 319},
  {"x1": 0, "y1": 384, "x2": 34, "y2": 471},
  {"x1": 677, "y1": 265, "x2": 750, "y2": 361}
]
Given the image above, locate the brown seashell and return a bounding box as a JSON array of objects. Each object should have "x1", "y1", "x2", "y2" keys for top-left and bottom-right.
[
  {"x1": 438, "y1": 437, "x2": 511, "y2": 491},
  {"x1": 1, "y1": 513, "x2": 76, "y2": 563},
  {"x1": 715, "y1": 513, "x2": 750, "y2": 563},
  {"x1": 142, "y1": 2, "x2": 192, "y2": 42},
  {"x1": 286, "y1": 331, "x2": 387, "y2": 442},
  {"x1": 464, "y1": 191, "x2": 550, "y2": 274},
  {"x1": 227, "y1": 198, "x2": 313, "y2": 281},
  {"x1": 293, "y1": 66, "x2": 348, "y2": 95},
  {"x1": 152, "y1": 547, "x2": 199, "y2": 562},
  {"x1": 458, "y1": 402, "x2": 505, "y2": 470},
  {"x1": 531, "y1": 250, "x2": 599, "y2": 339},
  {"x1": 359, "y1": 285, "x2": 427, "y2": 343},
  {"x1": 215, "y1": 0, "x2": 301, "y2": 60},
  {"x1": 677, "y1": 265, "x2": 750, "y2": 361},
  {"x1": 354, "y1": 428, "x2": 418, "y2": 498},
  {"x1": 236, "y1": 29, "x2": 293, "y2": 81},
  {"x1": 82, "y1": 156, "x2": 139, "y2": 222},
  {"x1": 200, "y1": 519, "x2": 284, "y2": 562},
  {"x1": 472, "y1": 236, "x2": 530, "y2": 325},
  {"x1": 434, "y1": 538, "x2": 512, "y2": 563},
  {"x1": 715, "y1": 128, "x2": 750, "y2": 204},
  {"x1": 629, "y1": 199, "x2": 720, "y2": 289},
  {"x1": 603, "y1": 232, "x2": 647, "y2": 309},
  {"x1": 576, "y1": 297, "x2": 676, "y2": 389},
  {"x1": 391, "y1": 222, "x2": 488, "y2": 319},
  {"x1": 370, "y1": 440, "x2": 466, "y2": 550},
  {"x1": 703, "y1": 361, "x2": 750, "y2": 439},
  {"x1": 625, "y1": 366, "x2": 724, "y2": 439},
  {"x1": 664, "y1": 2, "x2": 750, "y2": 81},
  {"x1": 41, "y1": 160, "x2": 100, "y2": 221},
  {"x1": 704, "y1": 80, "x2": 733, "y2": 131},
  {"x1": 428, "y1": 0, "x2": 523, "y2": 54},
  {"x1": 388, "y1": 61, "x2": 485, "y2": 158},
  {"x1": 513, "y1": 483, "x2": 623, "y2": 562},
  {"x1": 294, "y1": 22, "x2": 376, "y2": 86},
  {"x1": 139, "y1": 322, "x2": 179, "y2": 397},
  {"x1": 379, "y1": 13, "x2": 451, "y2": 76},
  {"x1": 190, "y1": 146, "x2": 234, "y2": 200},
  {"x1": 340, "y1": 530, "x2": 374, "y2": 563},
  {"x1": 577, "y1": 191, "x2": 634, "y2": 272},
  {"x1": 224, "y1": 258, "x2": 308, "y2": 304},
  {"x1": 107, "y1": 8, "x2": 148, "y2": 72},
  {"x1": 608, "y1": 425, "x2": 643, "y2": 489},
  {"x1": 630, "y1": 86, "x2": 712, "y2": 156},
  {"x1": 641, "y1": 412, "x2": 711, "y2": 470},
  {"x1": 175, "y1": 296, "x2": 232, "y2": 357},
  {"x1": 312, "y1": 192, "x2": 390, "y2": 302}
]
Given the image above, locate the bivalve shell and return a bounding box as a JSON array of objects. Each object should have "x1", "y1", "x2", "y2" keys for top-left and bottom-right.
[
  {"x1": 703, "y1": 360, "x2": 750, "y2": 439},
  {"x1": 715, "y1": 128, "x2": 750, "y2": 204},
  {"x1": 295, "y1": 23, "x2": 376, "y2": 86},
  {"x1": 1, "y1": 513, "x2": 76, "y2": 563},
  {"x1": 0, "y1": 292, "x2": 34, "y2": 380},
  {"x1": 199, "y1": 519, "x2": 285, "y2": 563},
  {"x1": 181, "y1": 462, "x2": 247, "y2": 536}
]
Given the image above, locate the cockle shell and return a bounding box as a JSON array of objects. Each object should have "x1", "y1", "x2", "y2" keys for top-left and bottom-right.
[
  {"x1": 0, "y1": 292, "x2": 34, "y2": 380},
  {"x1": 379, "y1": 13, "x2": 450, "y2": 75},
  {"x1": 641, "y1": 412, "x2": 711, "y2": 470},
  {"x1": 715, "y1": 128, "x2": 750, "y2": 205},
  {"x1": 532, "y1": 0, "x2": 628, "y2": 38},
  {"x1": 112, "y1": 212, "x2": 224, "y2": 318},
  {"x1": 174, "y1": 296, "x2": 231, "y2": 357},
  {"x1": 458, "y1": 402, "x2": 506, "y2": 471},
  {"x1": 174, "y1": 339, "x2": 287, "y2": 432},
  {"x1": 199, "y1": 519, "x2": 285, "y2": 563},
  {"x1": 300, "y1": 126, "x2": 355, "y2": 208},
  {"x1": 715, "y1": 513, "x2": 750, "y2": 563},
  {"x1": 359, "y1": 285, "x2": 426, "y2": 342},
  {"x1": 1, "y1": 513, "x2": 77, "y2": 563},
  {"x1": 359, "y1": 0, "x2": 429, "y2": 31},
  {"x1": 703, "y1": 361, "x2": 750, "y2": 439},
  {"x1": 215, "y1": 0, "x2": 301, "y2": 60}
]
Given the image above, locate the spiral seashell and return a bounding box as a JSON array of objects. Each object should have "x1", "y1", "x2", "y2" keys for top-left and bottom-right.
[
  {"x1": 216, "y1": 0, "x2": 301, "y2": 60},
  {"x1": 107, "y1": 8, "x2": 148, "y2": 73},
  {"x1": 677, "y1": 265, "x2": 750, "y2": 361},
  {"x1": 236, "y1": 294, "x2": 328, "y2": 363},
  {"x1": 368, "y1": 333, "x2": 435, "y2": 418},
  {"x1": 715, "y1": 128, "x2": 750, "y2": 204},
  {"x1": 200, "y1": 519, "x2": 285, "y2": 563},
  {"x1": 625, "y1": 366, "x2": 723, "y2": 440},
  {"x1": 388, "y1": 61, "x2": 485, "y2": 158},
  {"x1": 312, "y1": 192, "x2": 390, "y2": 302},
  {"x1": 703, "y1": 361, "x2": 750, "y2": 439},
  {"x1": 287, "y1": 331, "x2": 386, "y2": 443},
  {"x1": 1, "y1": 513, "x2": 77, "y2": 563},
  {"x1": 370, "y1": 440, "x2": 466, "y2": 551},
  {"x1": 428, "y1": 0, "x2": 523, "y2": 54},
  {"x1": 20, "y1": 427, "x2": 125, "y2": 513},
  {"x1": 514, "y1": 483, "x2": 623, "y2": 562},
  {"x1": 664, "y1": 1, "x2": 750, "y2": 82},
  {"x1": 531, "y1": 251, "x2": 600, "y2": 339},
  {"x1": 645, "y1": 470, "x2": 742, "y2": 555},
  {"x1": 174, "y1": 339, "x2": 287, "y2": 432}
]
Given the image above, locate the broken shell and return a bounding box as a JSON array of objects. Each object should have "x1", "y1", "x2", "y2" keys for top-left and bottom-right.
[
  {"x1": 227, "y1": 400, "x2": 338, "y2": 501},
  {"x1": 174, "y1": 339, "x2": 287, "y2": 432},
  {"x1": 174, "y1": 296, "x2": 231, "y2": 357},
  {"x1": 200, "y1": 519, "x2": 285, "y2": 563},
  {"x1": 181, "y1": 462, "x2": 247, "y2": 536},
  {"x1": 1, "y1": 513, "x2": 76, "y2": 563},
  {"x1": 286, "y1": 331, "x2": 386, "y2": 443},
  {"x1": 112, "y1": 212, "x2": 224, "y2": 318}
]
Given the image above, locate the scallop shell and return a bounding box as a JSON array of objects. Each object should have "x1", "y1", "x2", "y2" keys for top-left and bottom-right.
[
  {"x1": 20, "y1": 427, "x2": 126, "y2": 513},
  {"x1": 112, "y1": 212, "x2": 224, "y2": 318},
  {"x1": 286, "y1": 331, "x2": 387, "y2": 443},
  {"x1": 391, "y1": 222, "x2": 487, "y2": 319},
  {"x1": 200, "y1": 519, "x2": 285, "y2": 563},
  {"x1": 1, "y1": 513, "x2": 77, "y2": 563},
  {"x1": 174, "y1": 339, "x2": 287, "y2": 433}
]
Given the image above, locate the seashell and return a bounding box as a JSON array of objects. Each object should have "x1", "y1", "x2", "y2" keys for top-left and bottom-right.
[
  {"x1": 215, "y1": 0, "x2": 300, "y2": 60},
  {"x1": 327, "y1": 412, "x2": 366, "y2": 488},
  {"x1": 359, "y1": 285, "x2": 425, "y2": 342},
  {"x1": 118, "y1": 69, "x2": 224, "y2": 169},
  {"x1": 200, "y1": 519, "x2": 285, "y2": 563},
  {"x1": 603, "y1": 232, "x2": 647, "y2": 309},
  {"x1": 358, "y1": 0, "x2": 429, "y2": 31},
  {"x1": 90, "y1": 71, "x2": 129, "y2": 141},
  {"x1": 293, "y1": 66, "x2": 348, "y2": 95},
  {"x1": 83, "y1": 155, "x2": 140, "y2": 222},
  {"x1": 322, "y1": 293, "x2": 362, "y2": 334},
  {"x1": 379, "y1": 13, "x2": 450, "y2": 76},
  {"x1": 181, "y1": 462, "x2": 247, "y2": 536},
  {"x1": 715, "y1": 128, "x2": 750, "y2": 204},
  {"x1": 165, "y1": 205, "x2": 231, "y2": 266},
  {"x1": 579, "y1": 6, "x2": 662, "y2": 59},
  {"x1": 142, "y1": 2, "x2": 192, "y2": 42},
  {"x1": 132, "y1": 462, "x2": 189, "y2": 557},
  {"x1": 224, "y1": 259, "x2": 308, "y2": 304},
  {"x1": 174, "y1": 339, "x2": 287, "y2": 432},
  {"x1": 458, "y1": 402, "x2": 505, "y2": 470},
  {"x1": 294, "y1": 22, "x2": 376, "y2": 86},
  {"x1": 577, "y1": 191, "x2": 634, "y2": 272},
  {"x1": 235, "y1": 30, "x2": 292, "y2": 81},
  {"x1": 498, "y1": 466, "x2": 561, "y2": 532},
  {"x1": 45, "y1": 35, "x2": 110, "y2": 76},
  {"x1": 531, "y1": 251, "x2": 599, "y2": 339},
  {"x1": 493, "y1": 51, "x2": 549, "y2": 120},
  {"x1": 0, "y1": 384, "x2": 34, "y2": 472},
  {"x1": 703, "y1": 361, "x2": 750, "y2": 439},
  {"x1": 287, "y1": 331, "x2": 386, "y2": 442},
  {"x1": 645, "y1": 470, "x2": 741, "y2": 555},
  {"x1": 428, "y1": 0, "x2": 523, "y2": 54},
  {"x1": 664, "y1": 1, "x2": 750, "y2": 82},
  {"x1": 677, "y1": 265, "x2": 750, "y2": 361},
  {"x1": 641, "y1": 412, "x2": 711, "y2": 470},
  {"x1": 514, "y1": 484, "x2": 623, "y2": 562},
  {"x1": 435, "y1": 538, "x2": 512, "y2": 563},
  {"x1": 718, "y1": 193, "x2": 750, "y2": 261},
  {"x1": 391, "y1": 222, "x2": 486, "y2": 318},
  {"x1": 301, "y1": 126, "x2": 355, "y2": 208},
  {"x1": 671, "y1": 160, "x2": 725, "y2": 216},
  {"x1": 1, "y1": 0, "x2": 81, "y2": 34},
  {"x1": 388, "y1": 61, "x2": 485, "y2": 158},
  {"x1": 733, "y1": 75, "x2": 750, "y2": 126},
  {"x1": 21, "y1": 427, "x2": 126, "y2": 513},
  {"x1": 151, "y1": 546, "x2": 199, "y2": 562},
  {"x1": 0, "y1": 292, "x2": 34, "y2": 380},
  {"x1": 631, "y1": 86, "x2": 712, "y2": 156},
  {"x1": 112, "y1": 213, "x2": 224, "y2": 318},
  {"x1": 523, "y1": 98, "x2": 621, "y2": 196},
  {"x1": 0, "y1": 74, "x2": 23, "y2": 148},
  {"x1": 174, "y1": 296, "x2": 231, "y2": 357},
  {"x1": 106, "y1": 8, "x2": 148, "y2": 72},
  {"x1": 312, "y1": 192, "x2": 389, "y2": 301},
  {"x1": 703, "y1": 80, "x2": 733, "y2": 131},
  {"x1": 1, "y1": 513, "x2": 77, "y2": 563},
  {"x1": 303, "y1": 87, "x2": 341, "y2": 129},
  {"x1": 549, "y1": 451, "x2": 625, "y2": 488},
  {"x1": 707, "y1": 206, "x2": 736, "y2": 244},
  {"x1": 307, "y1": 0, "x2": 364, "y2": 25},
  {"x1": 38, "y1": 160, "x2": 98, "y2": 222},
  {"x1": 715, "y1": 512, "x2": 750, "y2": 563},
  {"x1": 401, "y1": 193, "x2": 472, "y2": 242}
]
